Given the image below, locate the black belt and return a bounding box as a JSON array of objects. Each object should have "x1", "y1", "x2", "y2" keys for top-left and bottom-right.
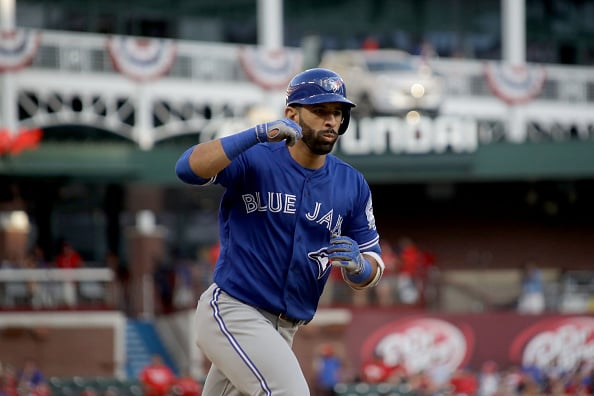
[
  {"x1": 277, "y1": 312, "x2": 310, "y2": 326},
  {"x1": 257, "y1": 308, "x2": 311, "y2": 326}
]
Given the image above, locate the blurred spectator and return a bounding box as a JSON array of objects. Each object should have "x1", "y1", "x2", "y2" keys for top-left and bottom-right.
[
  {"x1": 564, "y1": 371, "x2": 589, "y2": 395},
  {"x1": 478, "y1": 360, "x2": 501, "y2": 396},
  {"x1": 54, "y1": 239, "x2": 84, "y2": 307},
  {"x1": 54, "y1": 239, "x2": 83, "y2": 269},
  {"x1": 0, "y1": 362, "x2": 18, "y2": 396},
  {"x1": 173, "y1": 250, "x2": 195, "y2": 309},
  {"x1": 360, "y1": 350, "x2": 404, "y2": 384},
  {"x1": 517, "y1": 260, "x2": 545, "y2": 314},
  {"x1": 23, "y1": 245, "x2": 53, "y2": 308},
  {"x1": 105, "y1": 250, "x2": 131, "y2": 313},
  {"x1": 139, "y1": 354, "x2": 176, "y2": 396},
  {"x1": 17, "y1": 358, "x2": 48, "y2": 396},
  {"x1": 449, "y1": 367, "x2": 478, "y2": 396},
  {"x1": 374, "y1": 239, "x2": 399, "y2": 306},
  {"x1": 395, "y1": 237, "x2": 428, "y2": 305},
  {"x1": 153, "y1": 253, "x2": 176, "y2": 314},
  {"x1": 27, "y1": 245, "x2": 49, "y2": 268},
  {"x1": 426, "y1": 363, "x2": 454, "y2": 393},
  {"x1": 521, "y1": 360, "x2": 546, "y2": 392},
  {"x1": 501, "y1": 366, "x2": 527, "y2": 396},
  {"x1": 313, "y1": 343, "x2": 343, "y2": 396}
]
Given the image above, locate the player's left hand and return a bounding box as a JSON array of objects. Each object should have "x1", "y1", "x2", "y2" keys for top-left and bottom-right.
[
  {"x1": 327, "y1": 235, "x2": 366, "y2": 274},
  {"x1": 255, "y1": 118, "x2": 302, "y2": 146}
]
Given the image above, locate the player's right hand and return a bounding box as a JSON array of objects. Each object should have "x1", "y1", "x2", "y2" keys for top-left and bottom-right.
[
  {"x1": 327, "y1": 235, "x2": 366, "y2": 274},
  {"x1": 255, "y1": 118, "x2": 302, "y2": 146}
]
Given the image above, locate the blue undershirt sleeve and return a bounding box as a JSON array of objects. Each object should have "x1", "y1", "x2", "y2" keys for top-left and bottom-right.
[{"x1": 175, "y1": 145, "x2": 211, "y2": 185}]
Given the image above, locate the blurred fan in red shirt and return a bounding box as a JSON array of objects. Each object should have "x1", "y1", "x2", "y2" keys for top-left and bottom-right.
[
  {"x1": 360, "y1": 350, "x2": 405, "y2": 384},
  {"x1": 55, "y1": 240, "x2": 83, "y2": 269},
  {"x1": 449, "y1": 368, "x2": 478, "y2": 396},
  {"x1": 139, "y1": 355, "x2": 176, "y2": 396}
]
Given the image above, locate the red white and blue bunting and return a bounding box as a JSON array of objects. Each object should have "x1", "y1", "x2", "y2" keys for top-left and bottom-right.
[
  {"x1": 238, "y1": 46, "x2": 303, "y2": 90},
  {"x1": 0, "y1": 29, "x2": 41, "y2": 73},
  {"x1": 0, "y1": 127, "x2": 43, "y2": 155},
  {"x1": 106, "y1": 36, "x2": 177, "y2": 82},
  {"x1": 484, "y1": 62, "x2": 547, "y2": 105}
]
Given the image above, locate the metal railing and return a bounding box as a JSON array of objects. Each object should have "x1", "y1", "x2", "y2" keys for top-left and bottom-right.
[{"x1": 0, "y1": 267, "x2": 115, "y2": 309}]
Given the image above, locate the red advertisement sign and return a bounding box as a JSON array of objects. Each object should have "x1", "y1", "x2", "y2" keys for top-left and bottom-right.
[
  {"x1": 510, "y1": 316, "x2": 594, "y2": 373},
  {"x1": 347, "y1": 310, "x2": 594, "y2": 374},
  {"x1": 360, "y1": 316, "x2": 474, "y2": 375}
]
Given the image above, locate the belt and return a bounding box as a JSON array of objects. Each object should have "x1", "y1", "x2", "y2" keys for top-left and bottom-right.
[
  {"x1": 277, "y1": 313, "x2": 310, "y2": 326},
  {"x1": 257, "y1": 308, "x2": 311, "y2": 326}
]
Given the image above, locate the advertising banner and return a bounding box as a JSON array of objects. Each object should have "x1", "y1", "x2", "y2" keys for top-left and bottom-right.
[{"x1": 346, "y1": 311, "x2": 594, "y2": 375}]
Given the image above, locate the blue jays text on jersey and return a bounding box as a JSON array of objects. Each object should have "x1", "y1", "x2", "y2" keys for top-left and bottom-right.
[{"x1": 177, "y1": 141, "x2": 381, "y2": 322}]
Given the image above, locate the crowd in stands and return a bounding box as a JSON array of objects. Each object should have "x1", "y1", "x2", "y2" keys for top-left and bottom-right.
[
  {"x1": 347, "y1": 353, "x2": 594, "y2": 396},
  {"x1": 0, "y1": 355, "x2": 203, "y2": 396},
  {"x1": 0, "y1": 239, "x2": 116, "y2": 309},
  {"x1": 3, "y1": 233, "x2": 593, "y2": 315},
  {"x1": 0, "y1": 235, "x2": 458, "y2": 312},
  {"x1": 322, "y1": 236, "x2": 435, "y2": 308},
  {"x1": 0, "y1": 357, "x2": 51, "y2": 396}
]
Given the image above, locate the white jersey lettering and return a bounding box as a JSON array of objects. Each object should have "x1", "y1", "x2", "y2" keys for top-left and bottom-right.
[{"x1": 242, "y1": 192, "x2": 297, "y2": 214}]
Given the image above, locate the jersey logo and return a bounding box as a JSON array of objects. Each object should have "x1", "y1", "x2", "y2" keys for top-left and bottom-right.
[
  {"x1": 366, "y1": 196, "x2": 377, "y2": 230},
  {"x1": 308, "y1": 247, "x2": 332, "y2": 279}
]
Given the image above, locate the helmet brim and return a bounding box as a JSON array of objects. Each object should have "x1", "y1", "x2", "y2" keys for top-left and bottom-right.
[{"x1": 288, "y1": 93, "x2": 356, "y2": 108}]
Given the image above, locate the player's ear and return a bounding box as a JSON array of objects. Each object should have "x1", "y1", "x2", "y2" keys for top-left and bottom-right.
[{"x1": 285, "y1": 105, "x2": 299, "y2": 121}]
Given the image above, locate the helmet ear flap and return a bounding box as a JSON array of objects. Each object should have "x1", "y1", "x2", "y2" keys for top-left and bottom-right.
[{"x1": 338, "y1": 107, "x2": 351, "y2": 135}]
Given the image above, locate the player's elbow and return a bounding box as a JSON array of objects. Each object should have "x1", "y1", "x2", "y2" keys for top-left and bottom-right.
[{"x1": 175, "y1": 146, "x2": 212, "y2": 185}]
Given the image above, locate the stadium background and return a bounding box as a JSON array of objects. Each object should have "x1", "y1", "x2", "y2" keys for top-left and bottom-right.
[{"x1": 1, "y1": 0, "x2": 593, "y2": 395}]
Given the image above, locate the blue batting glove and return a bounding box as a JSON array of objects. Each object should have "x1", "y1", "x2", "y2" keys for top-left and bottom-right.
[
  {"x1": 255, "y1": 118, "x2": 302, "y2": 146},
  {"x1": 327, "y1": 235, "x2": 367, "y2": 274}
]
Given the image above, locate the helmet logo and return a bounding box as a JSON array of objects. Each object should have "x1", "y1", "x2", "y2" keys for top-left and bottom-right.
[{"x1": 322, "y1": 77, "x2": 344, "y2": 93}]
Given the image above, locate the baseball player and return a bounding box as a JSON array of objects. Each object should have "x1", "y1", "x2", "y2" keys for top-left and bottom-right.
[{"x1": 175, "y1": 68, "x2": 385, "y2": 395}]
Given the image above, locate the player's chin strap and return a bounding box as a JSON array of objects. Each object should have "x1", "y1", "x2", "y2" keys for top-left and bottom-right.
[{"x1": 342, "y1": 251, "x2": 385, "y2": 290}]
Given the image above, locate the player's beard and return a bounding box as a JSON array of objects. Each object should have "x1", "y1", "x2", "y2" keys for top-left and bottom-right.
[{"x1": 299, "y1": 120, "x2": 338, "y2": 155}]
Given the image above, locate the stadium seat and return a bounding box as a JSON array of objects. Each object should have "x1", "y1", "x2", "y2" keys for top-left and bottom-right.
[
  {"x1": 2, "y1": 282, "x2": 30, "y2": 306},
  {"x1": 48, "y1": 377, "x2": 144, "y2": 396},
  {"x1": 334, "y1": 382, "x2": 417, "y2": 396}
]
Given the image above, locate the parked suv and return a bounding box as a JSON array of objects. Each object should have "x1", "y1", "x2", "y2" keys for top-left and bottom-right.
[{"x1": 319, "y1": 49, "x2": 445, "y2": 117}]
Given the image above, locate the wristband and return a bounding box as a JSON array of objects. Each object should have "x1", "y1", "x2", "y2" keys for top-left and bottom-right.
[
  {"x1": 345, "y1": 257, "x2": 372, "y2": 284},
  {"x1": 220, "y1": 125, "x2": 267, "y2": 160}
]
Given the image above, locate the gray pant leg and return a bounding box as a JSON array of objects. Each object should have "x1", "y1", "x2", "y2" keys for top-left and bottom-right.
[
  {"x1": 202, "y1": 364, "x2": 243, "y2": 396},
  {"x1": 195, "y1": 283, "x2": 310, "y2": 396}
]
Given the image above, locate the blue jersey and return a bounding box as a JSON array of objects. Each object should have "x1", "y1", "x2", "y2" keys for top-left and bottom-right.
[{"x1": 180, "y1": 142, "x2": 381, "y2": 321}]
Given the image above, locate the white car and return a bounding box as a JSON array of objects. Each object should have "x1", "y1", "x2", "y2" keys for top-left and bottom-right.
[{"x1": 319, "y1": 49, "x2": 445, "y2": 117}]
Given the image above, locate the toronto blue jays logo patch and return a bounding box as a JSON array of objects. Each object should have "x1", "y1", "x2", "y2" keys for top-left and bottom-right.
[{"x1": 308, "y1": 247, "x2": 332, "y2": 279}]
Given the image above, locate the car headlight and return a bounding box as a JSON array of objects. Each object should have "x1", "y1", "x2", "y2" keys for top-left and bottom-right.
[{"x1": 410, "y1": 83, "x2": 425, "y2": 98}]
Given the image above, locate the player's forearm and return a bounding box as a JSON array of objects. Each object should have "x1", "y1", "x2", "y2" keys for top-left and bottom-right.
[
  {"x1": 179, "y1": 120, "x2": 301, "y2": 180},
  {"x1": 188, "y1": 140, "x2": 232, "y2": 178},
  {"x1": 188, "y1": 126, "x2": 262, "y2": 178}
]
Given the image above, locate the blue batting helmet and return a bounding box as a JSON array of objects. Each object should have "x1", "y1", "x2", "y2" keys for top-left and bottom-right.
[{"x1": 286, "y1": 68, "x2": 356, "y2": 135}]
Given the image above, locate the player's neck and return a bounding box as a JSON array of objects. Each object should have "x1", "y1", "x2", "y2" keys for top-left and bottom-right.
[{"x1": 288, "y1": 143, "x2": 326, "y2": 170}]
